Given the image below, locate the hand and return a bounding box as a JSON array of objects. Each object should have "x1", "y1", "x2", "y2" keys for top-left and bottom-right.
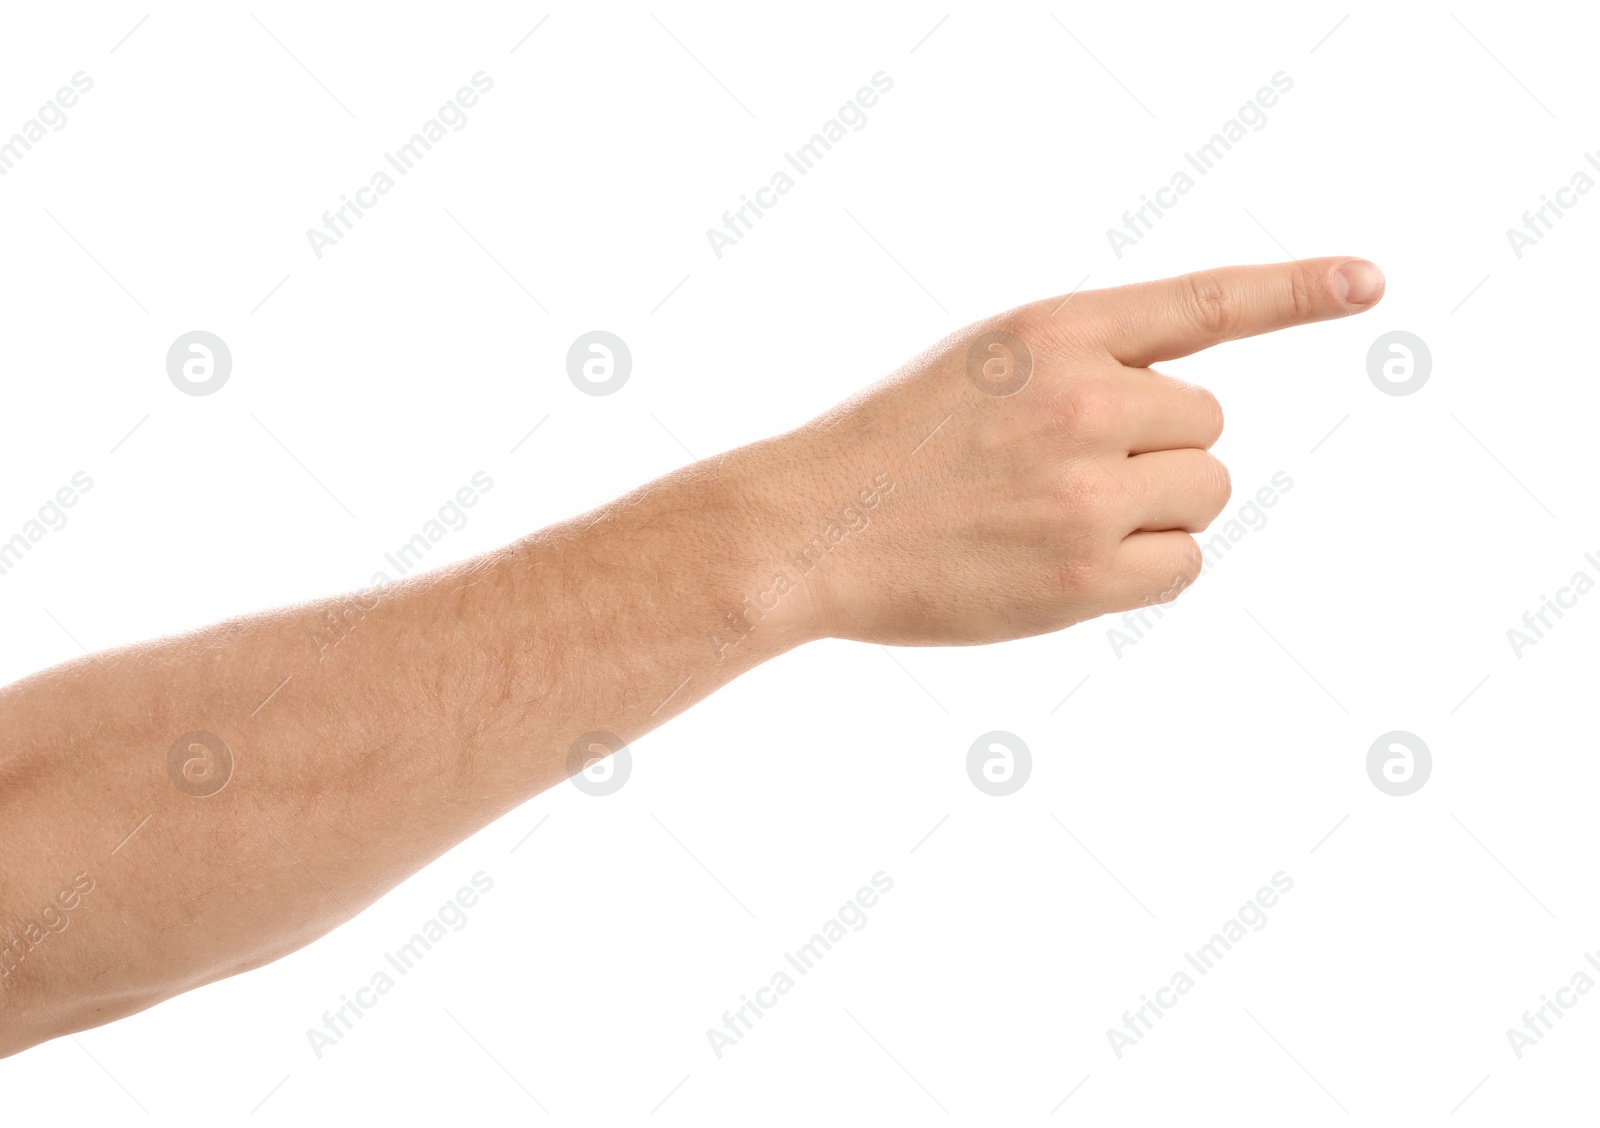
[
  {"x1": 768, "y1": 257, "x2": 1385, "y2": 647},
  {"x1": 0, "y1": 255, "x2": 1383, "y2": 1056}
]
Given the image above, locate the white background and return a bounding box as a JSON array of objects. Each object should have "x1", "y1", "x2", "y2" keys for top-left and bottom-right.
[{"x1": 0, "y1": 1, "x2": 1594, "y2": 1123}]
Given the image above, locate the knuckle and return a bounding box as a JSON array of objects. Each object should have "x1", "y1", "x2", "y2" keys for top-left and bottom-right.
[
  {"x1": 997, "y1": 306, "x2": 1063, "y2": 369},
  {"x1": 1194, "y1": 386, "x2": 1225, "y2": 446},
  {"x1": 1004, "y1": 302, "x2": 1051, "y2": 339},
  {"x1": 1011, "y1": 296, "x2": 1096, "y2": 357},
  {"x1": 1047, "y1": 378, "x2": 1119, "y2": 438},
  {"x1": 1284, "y1": 267, "x2": 1318, "y2": 323},
  {"x1": 1160, "y1": 537, "x2": 1204, "y2": 599},
  {"x1": 1181, "y1": 271, "x2": 1236, "y2": 340},
  {"x1": 1055, "y1": 464, "x2": 1115, "y2": 514},
  {"x1": 1204, "y1": 454, "x2": 1233, "y2": 509},
  {"x1": 1176, "y1": 538, "x2": 1204, "y2": 586},
  {"x1": 1047, "y1": 551, "x2": 1098, "y2": 601}
]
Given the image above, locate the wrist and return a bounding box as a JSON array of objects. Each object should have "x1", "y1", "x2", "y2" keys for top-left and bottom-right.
[
  {"x1": 710, "y1": 430, "x2": 895, "y2": 653},
  {"x1": 700, "y1": 439, "x2": 838, "y2": 660}
]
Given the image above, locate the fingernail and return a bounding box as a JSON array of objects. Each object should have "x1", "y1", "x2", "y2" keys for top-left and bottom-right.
[{"x1": 1333, "y1": 259, "x2": 1385, "y2": 305}]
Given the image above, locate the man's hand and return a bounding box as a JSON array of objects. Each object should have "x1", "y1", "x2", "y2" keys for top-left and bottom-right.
[
  {"x1": 0, "y1": 256, "x2": 1381, "y2": 1056},
  {"x1": 756, "y1": 257, "x2": 1385, "y2": 648}
]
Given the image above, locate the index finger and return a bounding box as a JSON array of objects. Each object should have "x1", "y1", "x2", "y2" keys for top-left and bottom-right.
[{"x1": 1074, "y1": 257, "x2": 1385, "y2": 369}]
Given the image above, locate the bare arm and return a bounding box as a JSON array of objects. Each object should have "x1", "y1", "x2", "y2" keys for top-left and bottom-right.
[{"x1": 0, "y1": 257, "x2": 1382, "y2": 1056}]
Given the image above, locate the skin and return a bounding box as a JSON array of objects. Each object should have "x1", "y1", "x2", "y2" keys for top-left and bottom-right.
[{"x1": 0, "y1": 255, "x2": 1383, "y2": 1057}]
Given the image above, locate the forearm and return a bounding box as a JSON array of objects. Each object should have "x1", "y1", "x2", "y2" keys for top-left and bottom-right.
[
  {"x1": 0, "y1": 434, "x2": 822, "y2": 1056},
  {"x1": 0, "y1": 255, "x2": 1383, "y2": 1057}
]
